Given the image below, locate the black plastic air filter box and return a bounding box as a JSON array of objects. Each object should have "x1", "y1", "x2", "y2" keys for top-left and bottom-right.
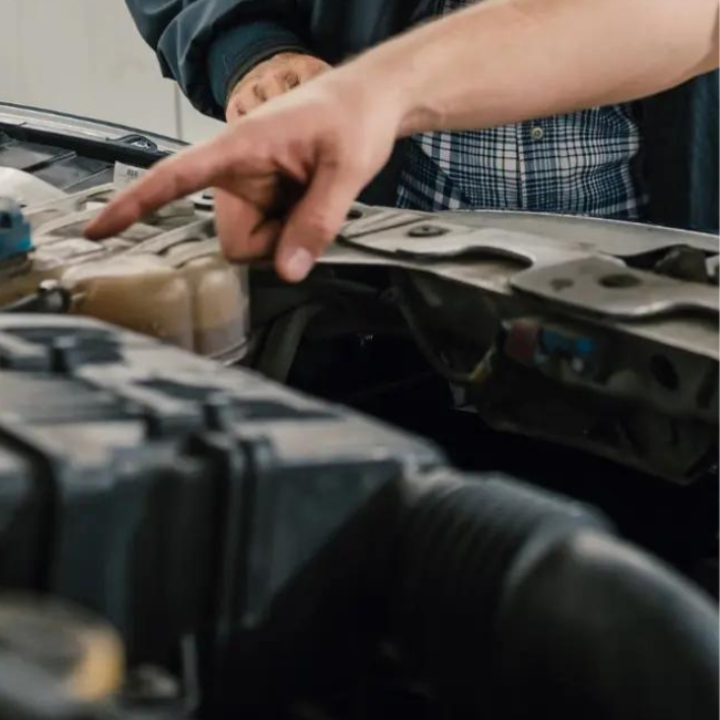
[{"x1": 0, "y1": 315, "x2": 442, "y2": 709}]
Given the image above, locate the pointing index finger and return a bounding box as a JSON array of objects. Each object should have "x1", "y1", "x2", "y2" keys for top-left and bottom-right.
[{"x1": 85, "y1": 130, "x2": 241, "y2": 240}]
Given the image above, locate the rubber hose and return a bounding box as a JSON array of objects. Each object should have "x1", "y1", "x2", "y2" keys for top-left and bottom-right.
[{"x1": 389, "y1": 472, "x2": 719, "y2": 720}]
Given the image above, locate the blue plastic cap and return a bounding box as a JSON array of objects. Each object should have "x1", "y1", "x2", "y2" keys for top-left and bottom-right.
[{"x1": 0, "y1": 197, "x2": 33, "y2": 262}]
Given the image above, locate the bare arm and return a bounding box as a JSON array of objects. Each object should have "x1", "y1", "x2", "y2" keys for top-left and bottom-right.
[{"x1": 363, "y1": 0, "x2": 719, "y2": 135}]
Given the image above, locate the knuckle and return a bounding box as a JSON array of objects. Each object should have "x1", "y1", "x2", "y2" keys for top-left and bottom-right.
[
  {"x1": 221, "y1": 241, "x2": 248, "y2": 263},
  {"x1": 318, "y1": 149, "x2": 362, "y2": 179},
  {"x1": 282, "y1": 70, "x2": 300, "y2": 88},
  {"x1": 302, "y1": 212, "x2": 336, "y2": 243},
  {"x1": 243, "y1": 98, "x2": 260, "y2": 112},
  {"x1": 230, "y1": 95, "x2": 249, "y2": 112}
]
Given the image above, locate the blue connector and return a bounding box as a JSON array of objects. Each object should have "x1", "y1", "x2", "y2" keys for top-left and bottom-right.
[{"x1": 0, "y1": 198, "x2": 33, "y2": 262}]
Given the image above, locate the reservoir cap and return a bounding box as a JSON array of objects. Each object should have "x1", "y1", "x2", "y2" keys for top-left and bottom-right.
[{"x1": 0, "y1": 197, "x2": 33, "y2": 262}]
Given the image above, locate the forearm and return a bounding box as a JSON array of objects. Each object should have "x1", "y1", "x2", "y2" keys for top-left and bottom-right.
[{"x1": 345, "y1": 0, "x2": 719, "y2": 135}]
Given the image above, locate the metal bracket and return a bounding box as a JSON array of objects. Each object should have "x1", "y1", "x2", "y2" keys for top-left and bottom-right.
[
  {"x1": 511, "y1": 257, "x2": 719, "y2": 320},
  {"x1": 340, "y1": 209, "x2": 589, "y2": 269}
]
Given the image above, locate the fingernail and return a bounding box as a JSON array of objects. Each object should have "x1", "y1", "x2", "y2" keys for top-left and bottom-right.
[
  {"x1": 84, "y1": 219, "x2": 100, "y2": 239},
  {"x1": 282, "y1": 248, "x2": 314, "y2": 282}
]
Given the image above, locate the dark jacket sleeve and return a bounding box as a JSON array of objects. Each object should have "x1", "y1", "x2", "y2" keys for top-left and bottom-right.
[{"x1": 125, "y1": 1, "x2": 311, "y2": 118}]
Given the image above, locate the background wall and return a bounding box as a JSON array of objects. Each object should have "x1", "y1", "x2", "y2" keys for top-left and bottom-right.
[{"x1": 0, "y1": 0, "x2": 223, "y2": 143}]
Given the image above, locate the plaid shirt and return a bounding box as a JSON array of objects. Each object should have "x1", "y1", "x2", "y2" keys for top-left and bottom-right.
[{"x1": 396, "y1": 0, "x2": 647, "y2": 220}]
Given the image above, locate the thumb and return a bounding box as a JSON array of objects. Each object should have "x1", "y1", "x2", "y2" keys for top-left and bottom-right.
[{"x1": 275, "y1": 161, "x2": 365, "y2": 283}]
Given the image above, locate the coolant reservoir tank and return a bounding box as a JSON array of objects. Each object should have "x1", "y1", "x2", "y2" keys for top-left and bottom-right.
[
  {"x1": 0, "y1": 187, "x2": 250, "y2": 361},
  {"x1": 62, "y1": 256, "x2": 195, "y2": 351}
]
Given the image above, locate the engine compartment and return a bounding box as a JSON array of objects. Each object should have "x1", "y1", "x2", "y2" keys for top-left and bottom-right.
[
  {"x1": 0, "y1": 102, "x2": 718, "y2": 720},
  {"x1": 1, "y1": 102, "x2": 718, "y2": 574},
  {"x1": 2, "y1": 175, "x2": 717, "y2": 483}
]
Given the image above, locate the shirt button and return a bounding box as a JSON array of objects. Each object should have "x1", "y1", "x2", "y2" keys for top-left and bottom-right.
[{"x1": 530, "y1": 126, "x2": 545, "y2": 141}]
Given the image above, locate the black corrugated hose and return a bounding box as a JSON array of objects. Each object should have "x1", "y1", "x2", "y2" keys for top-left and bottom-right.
[{"x1": 384, "y1": 472, "x2": 719, "y2": 720}]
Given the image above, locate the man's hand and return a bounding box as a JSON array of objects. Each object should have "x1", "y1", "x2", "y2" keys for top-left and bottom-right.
[
  {"x1": 85, "y1": 73, "x2": 401, "y2": 283},
  {"x1": 226, "y1": 52, "x2": 331, "y2": 122}
]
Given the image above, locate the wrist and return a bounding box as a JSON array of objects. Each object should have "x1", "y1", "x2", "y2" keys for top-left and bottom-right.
[
  {"x1": 207, "y1": 21, "x2": 310, "y2": 112},
  {"x1": 338, "y1": 62, "x2": 408, "y2": 141},
  {"x1": 344, "y1": 36, "x2": 443, "y2": 139}
]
